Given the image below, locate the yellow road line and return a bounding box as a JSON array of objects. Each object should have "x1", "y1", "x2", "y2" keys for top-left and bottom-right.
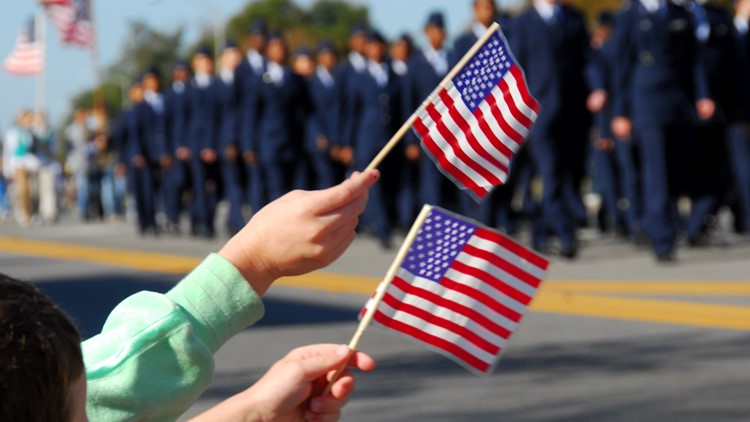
[
  {"x1": 531, "y1": 291, "x2": 750, "y2": 331},
  {"x1": 0, "y1": 236, "x2": 202, "y2": 274},
  {"x1": 2, "y1": 236, "x2": 750, "y2": 331},
  {"x1": 543, "y1": 281, "x2": 750, "y2": 296}
]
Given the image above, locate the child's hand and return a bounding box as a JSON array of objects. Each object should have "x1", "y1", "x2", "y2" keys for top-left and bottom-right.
[
  {"x1": 219, "y1": 170, "x2": 380, "y2": 295},
  {"x1": 189, "y1": 344, "x2": 376, "y2": 422}
]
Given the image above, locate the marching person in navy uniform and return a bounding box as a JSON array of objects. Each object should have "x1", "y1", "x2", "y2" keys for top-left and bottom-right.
[
  {"x1": 404, "y1": 12, "x2": 452, "y2": 213},
  {"x1": 242, "y1": 31, "x2": 309, "y2": 204},
  {"x1": 587, "y1": 12, "x2": 630, "y2": 237},
  {"x1": 389, "y1": 33, "x2": 418, "y2": 229},
  {"x1": 611, "y1": 0, "x2": 716, "y2": 262},
  {"x1": 141, "y1": 67, "x2": 170, "y2": 232},
  {"x1": 683, "y1": 0, "x2": 734, "y2": 246},
  {"x1": 217, "y1": 39, "x2": 247, "y2": 235},
  {"x1": 333, "y1": 23, "x2": 369, "y2": 170},
  {"x1": 188, "y1": 47, "x2": 222, "y2": 238},
  {"x1": 728, "y1": 0, "x2": 750, "y2": 234},
  {"x1": 163, "y1": 60, "x2": 192, "y2": 235},
  {"x1": 123, "y1": 77, "x2": 159, "y2": 235},
  {"x1": 238, "y1": 20, "x2": 268, "y2": 213},
  {"x1": 511, "y1": 0, "x2": 592, "y2": 258},
  {"x1": 304, "y1": 40, "x2": 342, "y2": 190},
  {"x1": 343, "y1": 30, "x2": 401, "y2": 248}
]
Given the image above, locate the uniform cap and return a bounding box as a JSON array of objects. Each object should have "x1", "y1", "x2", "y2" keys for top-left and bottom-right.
[
  {"x1": 426, "y1": 11, "x2": 446, "y2": 29},
  {"x1": 317, "y1": 39, "x2": 337, "y2": 55},
  {"x1": 248, "y1": 19, "x2": 268, "y2": 36},
  {"x1": 350, "y1": 22, "x2": 368, "y2": 37},
  {"x1": 366, "y1": 29, "x2": 386, "y2": 44},
  {"x1": 194, "y1": 46, "x2": 213, "y2": 58}
]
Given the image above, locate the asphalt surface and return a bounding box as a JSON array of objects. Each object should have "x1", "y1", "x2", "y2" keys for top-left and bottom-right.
[{"x1": 1, "y1": 215, "x2": 749, "y2": 421}]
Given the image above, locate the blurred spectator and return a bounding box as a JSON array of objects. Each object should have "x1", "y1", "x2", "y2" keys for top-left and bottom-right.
[
  {"x1": 31, "y1": 111, "x2": 59, "y2": 224},
  {"x1": 89, "y1": 130, "x2": 125, "y2": 221},
  {"x1": 65, "y1": 108, "x2": 91, "y2": 220},
  {"x1": 3, "y1": 110, "x2": 38, "y2": 225}
]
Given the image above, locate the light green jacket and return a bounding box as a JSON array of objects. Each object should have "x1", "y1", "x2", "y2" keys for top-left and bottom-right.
[{"x1": 83, "y1": 254, "x2": 265, "y2": 421}]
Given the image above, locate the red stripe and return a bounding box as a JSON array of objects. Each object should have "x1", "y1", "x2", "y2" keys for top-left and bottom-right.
[
  {"x1": 391, "y1": 276, "x2": 511, "y2": 339},
  {"x1": 424, "y1": 101, "x2": 502, "y2": 187},
  {"x1": 510, "y1": 65, "x2": 541, "y2": 114},
  {"x1": 451, "y1": 259, "x2": 532, "y2": 305},
  {"x1": 439, "y1": 90, "x2": 509, "y2": 177},
  {"x1": 381, "y1": 292, "x2": 500, "y2": 354},
  {"x1": 414, "y1": 117, "x2": 487, "y2": 198},
  {"x1": 484, "y1": 90, "x2": 523, "y2": 144},
  {"x1": 461, "y1": 244, "x2": 541, "y2": 290},
  {"x1": 373, "y1": 311, "x2": 491, "y2": 373},
  {"x1": 475, "y1": 228, "x2": 549, "y2": 270},
  {"x1": 441, "y1": 276, "x2": 522, "y2": 323},
  {"x1": 498, "y1": 77, "x2": 533, "y2": 129}
]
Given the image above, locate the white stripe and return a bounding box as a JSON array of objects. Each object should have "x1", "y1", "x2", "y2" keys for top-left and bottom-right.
[
  {"x1": 445, "y1": 86, "x2": 511, "y2": 167},
  {"x1": 375, "y1": 298, "x2": 497, "y2": 366},
  {"x1": 467, "y1": 236, "x2": 547, "y2": 279},
  {"x1": 488, "y1": 85, "x2": 530, "y2": 140},
  {"x1": 417, "y1": 112, "x2": 492, "y2": 189},
  {"x1": 394, "y1": 268, "x2": 520, "y2": 331},
  {"x1": 384, "y1": 279, "x2": 508, "y2": 348},
  {"x1": 504, "y1": 69, "x2": 538, "y2": 121}
]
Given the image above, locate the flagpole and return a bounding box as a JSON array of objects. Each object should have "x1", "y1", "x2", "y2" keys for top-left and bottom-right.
[
  {"x1": 89, "y1": 0, "x2": 102, "y2": 107},
  {"x1": 35, "y1": 10, "x2": 47, "y2": 115},
  {"x1": 323, "y1": 204, "x2": 433, "y2": 395},
  {"x1": 364, "y1": 22, "x2": 501, "y2": 172}
]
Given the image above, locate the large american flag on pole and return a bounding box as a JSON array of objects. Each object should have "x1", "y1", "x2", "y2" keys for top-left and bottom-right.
[
  {"x1": 39, "y1": 0, "x2": 95, "y2": 50},
  {"x1": 4, "y1": 17, "x2": 43, "y2": 76},
  {"x1": 413, "y1": 29, "x2": 539, "y2": 200},
  {"x1": 362, "y1": 206, "x2": 549, "y2": 375}
]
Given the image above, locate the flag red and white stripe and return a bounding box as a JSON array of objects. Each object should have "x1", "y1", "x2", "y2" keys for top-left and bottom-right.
[
  {"x1": 39, "y1": 0, "x2": 95, "y2": 50},
  {"x1": 4, "y1": 17, "x2": 43, "y2": 76},
  {"x1": 413, "y1": 29, "x2": 539, "y2": 200},
  {"x1": 362, "y1": 206, "x2": 549, "y2": 375}
]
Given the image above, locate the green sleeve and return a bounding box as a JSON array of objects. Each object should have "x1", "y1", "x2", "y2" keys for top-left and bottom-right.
[{"x1": 83, "y1": 253, "x2": 265, "y2": 422}]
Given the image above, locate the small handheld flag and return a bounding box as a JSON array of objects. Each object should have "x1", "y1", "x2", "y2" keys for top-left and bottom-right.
[
  {"x1": 4, "y1": 16, "x2": 43, "y2": 76},
  {"x1": 361, "y1": 205, "x2": 548, "y2": 375},
  {"x1": 363, "y1": 23, "x2": 539, "y2": 201}
]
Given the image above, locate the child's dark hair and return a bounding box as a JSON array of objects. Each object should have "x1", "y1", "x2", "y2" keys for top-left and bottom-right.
[{"x1": 0, "y1": 273, "x2": 83, "y2": 421}]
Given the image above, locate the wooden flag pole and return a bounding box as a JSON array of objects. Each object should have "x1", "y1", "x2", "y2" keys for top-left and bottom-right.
[
  {"x1": 364, "y1": 22, "x2": 501, "y2": 172},
  {"x1": 322, "y1": 204, "x2": 433, "y2": 395}
]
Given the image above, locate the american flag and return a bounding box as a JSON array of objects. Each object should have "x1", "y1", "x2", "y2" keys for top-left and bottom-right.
[
  {"x1": 39, "y1": 0, "x2": 95, "y2": 50},
  {"x1": 362, "y1": 206, "x2": 549, "y2": 375},
  {"x1": 4, "y1": 17, "x2": 43, "y2": 76},
  {"x1": 413, "y1": 29, "x2": 539, "y2": 200}
]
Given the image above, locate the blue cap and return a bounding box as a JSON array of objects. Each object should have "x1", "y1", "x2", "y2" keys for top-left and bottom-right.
[
  {"x1": 223, "y1": 38, "x2": 239, "y2": 50},
  {"x1": 397, "y1": 33, "x2": 414, "y2": 49},
  {"x1": 172, "y1": 59, "x2": 189, "y2": 71},
  {"x1": 248, "y1": 19, "x2": 268, "y2": 36},
  {"x1": 194, "y1": 46, "x2": 212, "y2": 58},
  {"x1": 131, "y1": 75, "x2": 142, "y2": 86},
  {"x1": 143, "y1": 65, "x2": 161, "y2": 79},
  {"x1": 267, "y1": 30, "x2": 285, "y2": 43},
  {"x1": 366, "y1": 29, "x2": 386, "y2": 44},
  {"x1": 597, "y1": 11, "x2": 615, "y2": 27},
  {"x1": 350, "y1": 22, "x2": 368, "y2": 37},
  {"x1": 293, "y1": 45, "x2": 313, "y2": 58},
  {"x1": 317, "y1": 39, "x2": 337, "y2": 55},
  {"x1": 426, "y1": 11, "x2": 445, "y2": 29}
]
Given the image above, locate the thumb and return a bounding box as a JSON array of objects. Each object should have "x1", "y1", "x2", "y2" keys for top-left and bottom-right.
[
  {"x1": 297, "y1": 346, "x2": 352, "y2": 382},
  {"x1": 315, "y1": 170, "x2": 380, "y2": 215}
]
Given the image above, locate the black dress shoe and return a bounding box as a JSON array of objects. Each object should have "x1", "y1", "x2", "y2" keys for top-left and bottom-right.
[
  {"x1": 655, "y1": 252, "x2": 676, "y2": 264},
  {"x1": 560, "y1": 243, "x2": 579, "y2": 260}
]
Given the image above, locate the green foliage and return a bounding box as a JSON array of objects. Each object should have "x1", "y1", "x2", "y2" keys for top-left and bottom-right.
[{"x1": 225, "y1": 0, "x2": 368, "y2": 53}]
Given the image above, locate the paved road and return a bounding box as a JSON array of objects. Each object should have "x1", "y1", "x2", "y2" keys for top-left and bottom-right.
[{"x1": 1, "y1": 217, "x2": 749, "y2": 421}]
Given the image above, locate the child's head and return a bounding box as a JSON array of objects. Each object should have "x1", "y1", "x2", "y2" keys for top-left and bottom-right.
[{"x1": 0, "y1": 274, "x2": 87, "y2": 422}]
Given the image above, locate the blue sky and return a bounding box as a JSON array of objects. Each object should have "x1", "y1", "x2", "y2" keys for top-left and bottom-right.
[{"x1": 0, "y1": 0, "x2": 523, "y2": 129}]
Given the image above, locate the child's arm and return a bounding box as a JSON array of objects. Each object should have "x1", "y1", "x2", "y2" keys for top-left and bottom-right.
[{"x1": 82, "y1": 170, "x2": 379, "y2": 422}]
